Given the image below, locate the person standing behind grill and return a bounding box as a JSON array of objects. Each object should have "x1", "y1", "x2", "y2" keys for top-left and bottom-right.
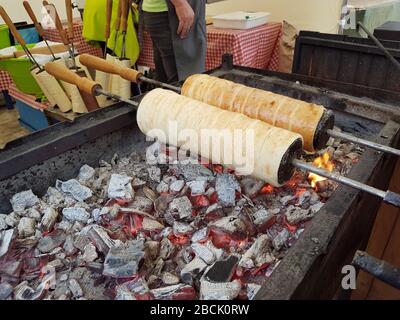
[{"x1": 139, "y1": 0, "x2": 207, "y2": 83}]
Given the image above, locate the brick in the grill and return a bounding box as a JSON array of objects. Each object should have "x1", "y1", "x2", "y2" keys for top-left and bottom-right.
[
  {"x1": 17, "y1": 217, "x2": 36, "y2": 238},
  {"x1": 11, "y1": 190, "x2": 39, "y2": 212},
  {"x1": 103, "y1": 240, "x2": 145, "y2": 278}
]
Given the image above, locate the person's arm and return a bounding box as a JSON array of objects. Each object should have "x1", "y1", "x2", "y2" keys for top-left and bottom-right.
[{"x1": 170, "y1": 0, "x2": 195, "y2": 39}]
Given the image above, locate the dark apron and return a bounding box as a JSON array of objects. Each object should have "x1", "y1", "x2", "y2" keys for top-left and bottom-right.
[
  {"x1": 166, "y1": 0, "x2": 207, "y2": 81},
  {"x1": 138, "y1": 0, "x2": 207, "y2": 81}
]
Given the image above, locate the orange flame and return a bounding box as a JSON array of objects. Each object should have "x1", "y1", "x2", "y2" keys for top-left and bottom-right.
[{"x1": 308, "y1": 152, "x2": 334, "y2": 189}]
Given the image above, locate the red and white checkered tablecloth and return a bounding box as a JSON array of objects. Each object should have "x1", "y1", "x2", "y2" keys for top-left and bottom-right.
[
  {"x1": 8, "y1": 84, "x2": 50, "y2": 110},
  {"x1": 0, "y1": 70, "x2": 13, "y2": 91},
  {"x1": 43, "y1": 20, "x2": 103, "y2": 57},
  {"x1": 137, "y1": 22, "x2": 282, "y2": 72}
]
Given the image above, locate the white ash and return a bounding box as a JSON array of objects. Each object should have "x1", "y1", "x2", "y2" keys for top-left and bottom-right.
[
  {"x1": 142, "y1": 217, "x2": 164, "y2": 231},
  {"x1": 272, "y1": 229, "x2": 290, "y2": 251},
  {"x1": 40, "y1": 207, "x2": 58, "y2": 232},
  {"x1": 80, "y1": 243, "x2": 98, "y2": 263},
  {"x1": 191, "y1": 242, "x2": 216, "y2": 265},
  {"x1": 17, "y1": 217, "x2": 36, "y2": 238},
  {"x1": 173, "y1": 221, "x2": 194, "y2": 236},
  {"x1": 103, "y1": 240, "x2": 145, "y2": 278},
  {"x1": 239, "y1": 234, "x2": 275, "y2": 269},
  {"x1": 11, "y1": 190, "x2": 39, "y2": 212},
  {"x1": 280, "y1": 195, "x2": 296, "y2": 206},
  {"x1": 187, "y1": 180, "x2": 207, "y2": 195},
  {"x1": 210, "y1": 216, "x2": 247, "y2": 234},
  {"x1": 62, "y1": 207, "x2": 90, "y2": 224},
  {"x1": 107, "y1": 174, "x2": 134, "y2": 200},
  {"x1": 59, "y1": 179, "x2": 93, "y2": 202},
  {"x1": 44, "y1": 187, "x2": 65, "y2": 207},
  {"x1": 180, "y1": 257, "x2": 208, "y2": 284},
  {"x1": 147, "y1": 166, "x2": 161, "y2": 183},
  {"x1": 173, "y1": 163, "x2": 213, "y2": 181},
  {"x1": 162, "y1": 272, "x2": 180, "y2": 285},
  {"x1": 216, "y1": 174, "x2": 241, "y2": 207},
  {"x1": 205, "y1": 203, "x2": 222, "y2": 215},
  {"x1": 4, "y1": 212, "x2": 19, "y2": 228},
  {"x1": 68, "y1": 279, "x2": 83, "y2": 298},
  {"x1": 0, "y1": 229, "x2": 15, "y2": 258},
  {"x1": 169, "y1": 196, "x2": 192, "y2": 220},
  {"x1": 252, "y1": 209, "x2": 275, "y2": 226},
  {"x1": 169, "y1": 180, "x2": 185, "y2": 193},
  {"x1": 191, "y1": 227, "x2": 208, "y2": 243},
  {"x1": 200, "y1": 279, "x2": 241, "y2": 300},
  {"x1": 285, "y1": 206, "x2": 314, "y2": 225},
  {"x1": 78, "y1": 165, "x2": 96, "y2": 182},
  {"x1": 156, "y1": 181, "x2": 169, "y2": 194}
]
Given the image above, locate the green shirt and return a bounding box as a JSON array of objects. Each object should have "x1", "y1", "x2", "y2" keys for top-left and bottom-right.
[{"x1": 142, "y1": 0, "x2": 168, "y2": 12}]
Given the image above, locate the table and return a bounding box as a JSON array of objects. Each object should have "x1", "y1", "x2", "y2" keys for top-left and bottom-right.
[{"x1": 137, "y1": 22, "x2": 282, "y2": 72}]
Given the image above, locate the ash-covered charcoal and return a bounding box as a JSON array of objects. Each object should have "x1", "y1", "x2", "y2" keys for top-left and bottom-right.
[
  {"x1": 13, "y1": 281, "x2": 48, "y2": 301},
  {"x1": 159, "y1": 238, "x2": 175, "y2": 260},
  {"x1": 103, "y1": 240, "x2": 145, "y2": 278},
  {"x1": 40, "y1": 207, "x2": 58, "y2": 232},
  {"x1": 246, "y1": 283, "x2": 261, "y2": 300},
  {"x1": 80, "y1": 243, "x2": 98, "y2": 263},
  {"x1": 239, "y1": 234, "x2": 275, "y2": 269},
  {"x1": 170, "y1": 180, "x2": 185, "y2": 193},
  {"x1": 191, "y1": 243, "x2": 216, "y2": 265},
  {"x1": 11, "y1": 190, "x2": 39, "y2": 212},
  {"x1": 142, "y1": 217, "x2": 165, "y2": 232},
  {"x1": 191, "y1": 227, "x2": 208, "y2": 243},
  {"x1": 285, "y1": 206, "x2": 314, "y2": 225},
  {"x1": 17, "y1": 217, "x2": 36, "y2": 238},
  {"x1": 26, "y1": 208, "x2": 41, "y2": 221},
  {"x1": 150, "y1": 284, "x2": 196, "y2": 300},
  {"x1": 78, "y1": 165, "x2": 96, "y2": 182},
  {"x1": 129, "y1": 196, "x2": 154, "y2": 213},
  {"x1": 173, "y1": 221, "x2": 194, "y2": 236},
  {"x1": 162, "y1": 272, "x2": 180, "y2": 285},
  {"x1": 241, "y1": 178, "x2": 265, "y2": 198},
  {"x1": 0, "y1": 229, "x2": 15, "y2": 257},
  {"x1": 280, "y1": 195, "x2": 296, "y2": 206},
  {"x1": 68, "y1": 279, "x2": 84, "y2": 298},
  {"x1": 216, "y1": 174, "x2": 241, "y2": 207},
  {"x1": 210, "y1": 216, "x2": 247, "y2": 234},
  {"x1": 0, "y1": 282, "x2": 13, "y2": 300},
  {"x1": 187, "y1": 180, "x2": 207, "y2": 196},
  {"x1": 169, "y1": 196, "x2": 193, "y2": 220},
  {"x1": 59, "y1": 179, "x2": 93, "y2": 202},
  {"x1": 86, "y1": 225, "x2": 119, "y2": 254},
  {"x1": 62, "y1": 207, "x2": 90, "y2": 224},
  {"x1": 37, "y1": 229, "x2": 66, "y2": 253},
  {"x1": 180, "y1": 257, "x2": 208, "y2": 284},
  {"x1": 147, "y1": 166, "x2": 161, "y2": 183},
  {"x1": 116, "y1": 277, "x2": 150, "y2": 300},
  {"x1": 107, "y1": 174, "x2": 134, "y2": 200},
  {"x1": 0, "y1": 214, "x2": 7, "y2": 231},
  {"x1": 1, "y1": 260, "x2": 22, "y2": 278},
  {"x1": 252, "y1": 209, "x2": 276, "y2": 227},
  {"x1": 272, "y1": 228, "x2": 290, "y2": 251},
  {"x1": 154, "y1": 194, "x2": 174, "y2": 215},
  {"x1": 45, "y1": 187, "x2": 65, "y2": 207},
  {"x1": 172, "y1": 163, "x2": 213, "y2": 181},
  {"x1": 156, "y1": 181, "x2": 170, "y2": 194},
  {"x1": 200, "y1": 279, "x2": 242, "y2": 300}
]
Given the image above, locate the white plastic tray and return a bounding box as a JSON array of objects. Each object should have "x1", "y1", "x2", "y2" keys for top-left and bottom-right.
[{"x1": 212, "y1": 11, "x2": 271, "y2": 30}]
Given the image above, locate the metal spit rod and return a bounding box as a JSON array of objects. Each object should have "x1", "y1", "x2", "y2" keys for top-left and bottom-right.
[{"x1": 293, "y1": 159, "x2": 400, "y2": 207}]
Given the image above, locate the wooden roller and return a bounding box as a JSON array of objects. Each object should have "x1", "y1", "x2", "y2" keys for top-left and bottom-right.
[
  {"x1": 137, "y1": 88, "x2": 303, "y2": 186},
  {"x1": 181, "y1": 74, "x2": 335, "y2": 152}
]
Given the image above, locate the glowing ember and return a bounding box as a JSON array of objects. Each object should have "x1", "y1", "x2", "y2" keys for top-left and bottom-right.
[
  {"x1": 308, "y1": 152, "x2": 334, "y2": 189},
  {"x1": 260, "y1": 185, "x2": 274, "y2": 194}
]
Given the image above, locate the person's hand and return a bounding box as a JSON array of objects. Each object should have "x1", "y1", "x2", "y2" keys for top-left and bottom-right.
[{"x1": 172, "y1": 0, "x2": 195, "y2": 39}]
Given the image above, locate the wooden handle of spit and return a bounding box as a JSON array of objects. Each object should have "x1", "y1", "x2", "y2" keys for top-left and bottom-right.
[
  {"x1": 42, "y1": 2, "x2": 69, "y2": 45},
  {"x1": 79, "y1": 53, "x2": 143, "y2": 82},
  {"x1": 23, "y1": 1, "x2": 45, "y2": 37},
  {"x1": 105, "y1": 0, "x2": 113, "y2": 40},
  {"x1": 65, "y1": 0, "x2": 74, "y2": 40},
  {"x1": 0, "y1": 6, "x2": 27, "y2": 46},
  {"x1": 120, "y1": 0, "x2": 129, "y2": 33},
  {"x1": 45, "y1": 61, "x2": 101, "y2": 95},
  {"x1": 115, "y1": 0, "x2": 122, "y2": 32}
]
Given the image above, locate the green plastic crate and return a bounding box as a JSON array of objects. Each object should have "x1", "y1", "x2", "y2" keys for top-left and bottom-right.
[
  {"x1": 0, "y1": 25, "x2": 11, "y2": 49},
  {"x1": 0, "y1": 44, "x2": 45, "y2": 99}
]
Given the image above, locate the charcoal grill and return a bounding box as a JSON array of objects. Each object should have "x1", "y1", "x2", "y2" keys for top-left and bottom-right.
[{"x1": 0, "y1": 57, "x2": 399, "y2": 299}]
